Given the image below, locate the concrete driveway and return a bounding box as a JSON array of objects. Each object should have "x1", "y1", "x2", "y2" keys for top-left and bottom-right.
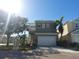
[{"x1": 0, "y1": 47, "x2": 79, "y2": 59}]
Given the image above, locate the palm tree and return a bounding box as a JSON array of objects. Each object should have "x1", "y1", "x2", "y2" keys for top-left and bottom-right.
[
  {"x1": 58, "y1": 16, "x2": 64, "y2": 40},
  {"x1": 55, "y1": 16, "x2": 64, "y2": 40}
]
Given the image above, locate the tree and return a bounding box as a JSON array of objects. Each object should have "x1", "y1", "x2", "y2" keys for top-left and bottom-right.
[
  {"x1": 0, "y1": 11, "x2": 28, "y2": 47},
  {"x1": 55, "y1": 16, "x2": 64, "y2": 40},
  {"x1": 55, "y1": 20, "x2": 60, "y2": 26},
  {"x1": 14, "y1": 16, "x2": 27, "y2": 34},
  {"x1": 6, "y1": 15, "x2": 27, "y2": 47},
  {"x1": 5, "y1": 15, "x2": 15, "y2": 46},
  {"x1": 0, "y1": 10, "x2": 9, "y2": 45},
  {"x1": 14, "y1": 17, "x2": 27, "y2": 49},
  {"x1": 0, "y1": 10, "x2": 8, "y2": 33},
  {"x1": 58, "y1": 16, "x2": 64, "y2": 39}
]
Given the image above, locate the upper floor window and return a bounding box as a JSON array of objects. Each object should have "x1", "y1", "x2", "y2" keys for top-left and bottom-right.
[
  {"x1": 37, "y1": 24, "x2": 41, "y2": 28},
  {"x1": 75, "y1": 24, "x2": 79, "y2": 28},
  {"x1": 46, "y1": 23, "x2": 50, "y2": 28},
  {"x1": 42, "y1": 24, "x2": 45, "y2": 29},
  {"x1": 37, "y1": 23, "x2": 50, "y2": 29}
]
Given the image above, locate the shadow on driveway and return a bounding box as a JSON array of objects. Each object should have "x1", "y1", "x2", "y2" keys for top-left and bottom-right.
[
  {"x1": 32, "y1": 47, "x2": 60, "y2": 56},
  {"x1": 0, "y1": 47, "x2": 60, "y2": 59}
]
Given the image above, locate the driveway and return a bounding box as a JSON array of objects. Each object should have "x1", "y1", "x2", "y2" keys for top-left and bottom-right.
[{"x1": 0, "y1": 47, "x2": 79, "y2": 59}]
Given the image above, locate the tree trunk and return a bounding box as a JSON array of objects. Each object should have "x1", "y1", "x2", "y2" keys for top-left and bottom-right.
[
  {"x1": 60, "y1": 33, "x2": 63, "y2": 40},
  {"x1": 6, "y1": 34, "x2": 10, "y2": 47}
]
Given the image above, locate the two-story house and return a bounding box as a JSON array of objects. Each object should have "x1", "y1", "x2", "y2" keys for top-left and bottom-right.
[
  {"x1": 61, "y1": 18, "x2": 79, "y2": 43},
  {"x1": 35, "y1": 20, "x2": 57, "y2": 47}
]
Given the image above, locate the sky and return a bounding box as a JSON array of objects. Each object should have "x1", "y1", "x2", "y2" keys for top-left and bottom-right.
[{"x1": 20, "y1": 0, "x2": 79, "y2": 22}]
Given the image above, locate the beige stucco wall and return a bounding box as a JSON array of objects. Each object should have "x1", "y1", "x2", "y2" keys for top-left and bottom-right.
[
  {"x1": 63, "y1": 24, "x2": 69, "y2": 36},
  {"x1": 67, "y1": 22, "x2": 73, "y2": 32},
  {"x1": 58, "y1": 22, "x2": 71, "y2": 38},
  {"x1": 58, "y1": 21, "x2": 75, "y2": 39},
  {"x1": 63, "y1": 21, "x2": 76, "y2": 36}
]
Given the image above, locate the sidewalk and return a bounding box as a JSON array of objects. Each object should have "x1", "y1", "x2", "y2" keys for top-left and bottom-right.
[
  {"x1": 53, "y1": 47, "x2": 79, "y2": 53},
  {"x1": 0, "y1": 47, "x2": 79, "y2": 59},
  {"x1": 36, "y1": 47, "x2": 79, "y2": 53}
]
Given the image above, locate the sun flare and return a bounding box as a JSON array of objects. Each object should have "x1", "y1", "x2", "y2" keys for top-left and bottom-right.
[{"x1": 0, "y1": 0, "x2": 22, "y2": 14}]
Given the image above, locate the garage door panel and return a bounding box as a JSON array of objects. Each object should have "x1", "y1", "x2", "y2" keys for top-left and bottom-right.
[
  {"x1": 72, "y1": 34, "x2": 79, "y2": 43},
  {"x1": 38, "y1": 36, "x2": 56, "y2": 46}
]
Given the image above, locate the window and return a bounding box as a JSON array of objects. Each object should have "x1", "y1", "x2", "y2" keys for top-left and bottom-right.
[
  {"x1": 46, "y1": 24, "x2": 50, "y2": 28},
  {"x1": 75, "y1": 24, "x2": 79, "y2": 28},
  {"x1": 42, "y1": 24, "x2": 45, "y2": 29},
  {"x1": 37, "y1": 24, "x2": 41, "y2": 28}
]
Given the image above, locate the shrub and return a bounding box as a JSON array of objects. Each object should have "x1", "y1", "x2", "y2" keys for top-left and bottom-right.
[{"x1": 57, "y1": 39, "x2": 70, "y2": 48}]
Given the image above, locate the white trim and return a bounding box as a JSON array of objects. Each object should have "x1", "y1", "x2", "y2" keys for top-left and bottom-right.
[{"x1": 35, "y1": 33, "x2": 57, "y2": 35}]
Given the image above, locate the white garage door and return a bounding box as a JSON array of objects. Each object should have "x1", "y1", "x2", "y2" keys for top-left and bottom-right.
[
  {"x1": 71, "y1": 34, "x2": 79, "y2": 43},
  {"x1": 38, "y1": 36, "x2": 56, "y2": 46}
]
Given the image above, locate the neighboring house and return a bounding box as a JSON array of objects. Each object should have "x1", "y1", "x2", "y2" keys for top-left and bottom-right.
[
  {"x1": 61, "y1": 18, "x2": 79, "y2": 43},
  {"x1": 30, "y1": 20, "x2": 57, "y2": 46}
]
